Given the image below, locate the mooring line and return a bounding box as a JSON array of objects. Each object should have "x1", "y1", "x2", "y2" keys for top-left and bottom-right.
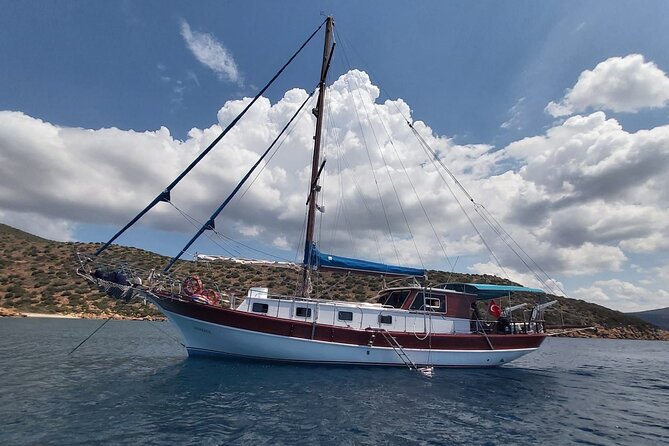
[
  {"x1": 68, "y1": 317, "x2": 113, "y2": 355},
  {"x1": 148, "y1": 320, "x2": 185, "y2": 347}
]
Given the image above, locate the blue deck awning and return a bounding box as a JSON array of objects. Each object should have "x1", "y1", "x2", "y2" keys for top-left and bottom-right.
[
  {"x1": 306, "y1": 244, "x2": 425, "y2": 277},
  {"x1": 441, "y1": 283, "x2": 545, "y2": 300}
]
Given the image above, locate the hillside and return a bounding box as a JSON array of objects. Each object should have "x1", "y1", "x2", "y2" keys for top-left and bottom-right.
[
  {"x1": 628, "y1": 307, "x2": 669, "y2": 331},
  {"x1": 1, "y1": 223, "x2": 667, "y2": 340}
]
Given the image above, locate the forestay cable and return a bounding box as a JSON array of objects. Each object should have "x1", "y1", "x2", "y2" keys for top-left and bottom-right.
[
  {"x1": 95, "y1": 19, "x2": 328, "y2": 257},
  {"x1": 164, "y1": 88, "x2": 318, "y2": 271}
]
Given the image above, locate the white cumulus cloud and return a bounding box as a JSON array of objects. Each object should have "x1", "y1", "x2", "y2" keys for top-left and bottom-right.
[
  {"x1": 0, "y1": 209, "x2": 75, "y2": 242},
  {"x1": 546, "y1": 54, "x2": 669, "y2": 117},
  {"x1": 652, "y1": 264, "x2": 669, "y2": 283},
  {"x1": 2, "y1": 69, "x2": 669, "y2": 311},
  {"x1": 180, "y1": 20, "x2": 242, "y2": 85},
  {"x1": 572, "y1": 279, "x2": 669, "y2": 313},
  {"x1": 499, "y1": 111, "x2": 669, "y2": 263}
]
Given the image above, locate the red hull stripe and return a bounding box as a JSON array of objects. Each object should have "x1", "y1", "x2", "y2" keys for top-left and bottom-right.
[{"x1": 155, "y1": 297, "x2": 546, "y2": 351}]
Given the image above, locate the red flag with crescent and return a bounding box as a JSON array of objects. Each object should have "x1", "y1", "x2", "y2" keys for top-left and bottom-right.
[{"x1": 488, "y1": 300, "x2": 502, "y2": 318}]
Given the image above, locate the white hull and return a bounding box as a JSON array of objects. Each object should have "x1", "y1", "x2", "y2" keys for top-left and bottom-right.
[{"x1": 162, "y1": 307, "x2": 537, "y2": 367}]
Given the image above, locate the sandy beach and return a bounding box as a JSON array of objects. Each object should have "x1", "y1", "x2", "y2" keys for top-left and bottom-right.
[
  {"x1": 0, "y1": 308, "x2": 81, "y2": 319},
  {"x1": 20, "y1": 312, "x2": 82, "y2": 319},
  {"x1": 0, "y1": 307, "x2": 163, "y2": 321}
]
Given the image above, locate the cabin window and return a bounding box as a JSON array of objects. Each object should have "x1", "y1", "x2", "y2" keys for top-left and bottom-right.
[
  {"x1": 410, "y1": 292, "x2": 424, "y2": 310},
  {"x1": 379, "y1": 315, "x2": 392, "y2": 324},
  {"x1": 410, "y1": 292, "x2": 446, "y2": 312},
  {"x1": 252, "y1": 302, "x2": 269, "y2": 313},
  {"x1": 379, "y1": 290, "x2": 410, "y2": 308},
  {"x1": 338, "y1": 311, "x2": 353, "y2": 321},
  {"x1": 295, "y1": 307, "x2": 312, "y2": 318}
]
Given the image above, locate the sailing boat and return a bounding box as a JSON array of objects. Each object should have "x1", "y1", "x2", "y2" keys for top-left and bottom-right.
[{"x1": 78, "y1": 17, "x2": 550, "y2": 368}]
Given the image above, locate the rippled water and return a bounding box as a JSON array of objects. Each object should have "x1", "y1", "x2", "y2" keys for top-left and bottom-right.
[{"x1": 0, "y1": 318, "x2": 667, "y2": 445}]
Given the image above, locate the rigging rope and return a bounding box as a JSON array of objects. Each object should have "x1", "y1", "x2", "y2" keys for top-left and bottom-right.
[
  {"x1": 344, "y1": 72, "x2": 425, "y2": 269},
  {"x1": 168, "y1": 201, "x2": 293, "y2": 263},
  {"x1": 234, "y1": 89, "x2": 319, "y2": 204},
  {"x1": 336, "y1": 28, "x2": 455, "y2": 272},
  {"x1": 477, "y1": 206, "x2": 567, "y2": 296},
  {"x1": 333, "y1": 27, "x2": 566, "y2": 295},
  {"x1": 167, "y1": 200, "x2": 301, "y2": 298},
  {"x1": 321, "y1": 91, "x2": 385, "y2": 263},
  {"x1": 164, "y1": 87, "x2": 318, "y2": 271},
  {"x1": 335, "y1": 24, "x2": 566, "y2": 295},
  {"x1": 339, "y1": 46, "x2": 457, "y2": 270},
  {"x1": 95, "y1": 18, "x2": 328, "y2": 257},
  {"x1": 344, "y1": 77, "x2": 403, "y2": 265},
  {"x1": 409, "y1": 124, "x2": 510, "y2": 278}
]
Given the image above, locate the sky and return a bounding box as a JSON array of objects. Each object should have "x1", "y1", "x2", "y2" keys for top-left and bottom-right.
[{"x1": 2, "y1": 1, "x2": 669, "y2": 312}]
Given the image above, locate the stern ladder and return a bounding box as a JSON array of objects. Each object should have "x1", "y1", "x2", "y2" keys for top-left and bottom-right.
[{"x1": 377, "y1": 329, "x2": 417, "y2": 370}]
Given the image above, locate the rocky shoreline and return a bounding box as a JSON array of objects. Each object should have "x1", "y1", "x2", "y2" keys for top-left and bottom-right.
[
  {"x1": 549, "y1": 323, "x2": 669, "y2": 341},
  {"x1": 0, "y1": 307, "x2": 164, "y2": 321}
]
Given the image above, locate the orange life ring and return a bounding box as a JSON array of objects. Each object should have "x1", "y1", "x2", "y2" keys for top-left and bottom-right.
[
  {"x1": 183, "y1": 276, "x2": 203, "y2": 296},
  {"x1": 201, "y1": 289, "x2": 220, "y2": 305}
]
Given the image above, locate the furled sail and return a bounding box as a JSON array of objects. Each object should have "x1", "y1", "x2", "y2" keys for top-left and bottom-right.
[{"x1": 306, "y1": 243, "x2": 425, "y2": 277}]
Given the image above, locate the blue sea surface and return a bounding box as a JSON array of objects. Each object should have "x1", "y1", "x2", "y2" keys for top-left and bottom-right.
[{"x1": 0, "y1": 318, "x2": 667, "y2": 445}]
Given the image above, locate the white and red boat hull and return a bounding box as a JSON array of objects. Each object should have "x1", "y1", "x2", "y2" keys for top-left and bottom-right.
[{"x1": 150, "y1": 295, "x2": 545, "y2": 367}]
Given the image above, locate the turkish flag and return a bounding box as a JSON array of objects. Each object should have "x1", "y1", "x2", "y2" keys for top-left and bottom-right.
[{"x1": 488, "y1": 300, "x2": 501, "y2": 318}]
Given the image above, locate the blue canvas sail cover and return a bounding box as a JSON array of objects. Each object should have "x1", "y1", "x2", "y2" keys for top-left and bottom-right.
[
  {"x1": 441, "y1": 283, "x2": 545, "y2": 300},
  {"x1": 306, "y1": 244, "x2": 425, "y2": 277}
]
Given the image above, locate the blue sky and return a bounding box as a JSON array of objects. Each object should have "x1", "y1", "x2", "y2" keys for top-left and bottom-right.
[
  {"x1": 2, "y1": 1, "x2": 669, "y2": 311},
  {"x1": 6, "y1": 1, "x2": 667, "y2": 142}
]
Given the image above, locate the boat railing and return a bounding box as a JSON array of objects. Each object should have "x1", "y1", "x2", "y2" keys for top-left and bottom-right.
[
  {"x1": 267, "y1": 293, "x2": 384, "y2": 307},
  {"x1": 75, "y1": 252, "x2": 238, "y2": 307},
  {"x1": 472, "y1": 318, "x2": 546, "y2": 334}
]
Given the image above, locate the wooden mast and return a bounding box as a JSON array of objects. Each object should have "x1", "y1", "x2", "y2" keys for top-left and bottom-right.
[{"x1": 302, "y1": 16, "x2": 334, "y2": 296}]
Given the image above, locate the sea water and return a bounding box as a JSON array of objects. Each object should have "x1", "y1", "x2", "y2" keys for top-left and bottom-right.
[{"x1": 0, "y1": 318, "x2": 667, "y2": 445}]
